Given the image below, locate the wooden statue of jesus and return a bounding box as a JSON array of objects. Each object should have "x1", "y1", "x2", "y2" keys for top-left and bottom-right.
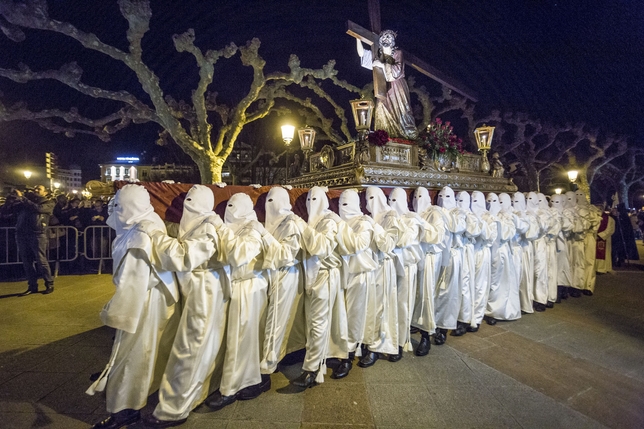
[{"x1": 356, "y1": 30, "x2": 418, "y2": 140}]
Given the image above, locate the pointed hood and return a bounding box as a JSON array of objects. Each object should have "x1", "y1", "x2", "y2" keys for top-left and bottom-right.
[
  {"x1": 224, "y1": 193, "x2": 258, "y2": 233},
  {"x1": 537, "y1": 193, "x2": 549, "y2": 211},
  {"x1": 526, "y1": 192, "x2": 539, "y2": 214},
  {"x1": 179, "y1": 185, "x2": 216, "y2": 239},
  {"x1": 412, "y1": 187, "x2": 431, "y2": 214},
  {"x1": 512, "y1": 192, "x2": 527, "y2": 213},
  {"x1": 456, "y1": 191, "x2": 471, "y2": 212},
  {"x1": 306, "y1": 186, "x2": 331, "y2": 226},
  {"x1": 564, "y1": 191, "x2": 577, "y2": 209},
  {"x1": 471, "y1": 191, "x2": 487, "y2": 216},
  {"x1": 365, "y1": 186, "x2": 392, "y2": 223},
  {"x1": 437, "y1": 186, "x2": 456, "y2": 210},
  {"x1": 106, "y1": 184, "x2": 161, "y2": 236},
  {"x1": 499, "y1": 193, "x2": 513, "y2": 214},
  {"x1": 339, "y1": 189, "x2": 363, "y2": 221},
  {"x1": 265, "y1": 187, "x2": 293, "y2": 234},
  {"x1": 575, "y1": 190, "x2": 589, "y2": 206},
  {"x1": 551, "y1": 194, "x2": 565, "y2": 213},
  {"x1": 388, "y1": 188, "x2": 410, "y2": 216},
  {"x1": 486, "y1": 193, "x2": 501, "y2": 216}
]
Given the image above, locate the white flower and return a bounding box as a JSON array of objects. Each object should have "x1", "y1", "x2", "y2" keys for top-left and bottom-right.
[
  {"x1": 282, "y1": 185, "x2": 293, "y2": 190},
  {"x1": 161, "y1": 180, "x2": 175, "y2": 184},
  {"x1": 250, "y1": 184, "x2": 262, "y2": 189},
  {"x1": 215, "y1": 182, "x2": 227, "y2": 188}
]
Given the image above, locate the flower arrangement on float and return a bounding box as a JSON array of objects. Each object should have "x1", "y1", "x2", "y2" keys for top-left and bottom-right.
[{"x1": 417, "y1": 118, "x2": 465, "y2": 161}]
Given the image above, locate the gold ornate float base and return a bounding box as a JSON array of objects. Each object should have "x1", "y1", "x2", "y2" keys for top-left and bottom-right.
[{"x1": 285, "y1": 141, "x2": 517, "y2": 193}]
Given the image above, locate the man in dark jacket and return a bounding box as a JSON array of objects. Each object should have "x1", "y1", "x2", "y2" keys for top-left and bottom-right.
[{"x1": 14, "y1": 185, "x2": 55, "y2": 295}]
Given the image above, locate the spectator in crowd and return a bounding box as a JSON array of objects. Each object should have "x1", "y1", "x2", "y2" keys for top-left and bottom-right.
[
  {"x1": 14, "y1": 185, "x2": 55, "y2": 295},
  {"x1": 630, "y1": 209, "x2": 642, "y2": 240},
  {"x1": 62, "y1": 197, "x2": 84, "y2": 229},
  {"x1": 612, "y1": 204, "x2": 640, "y2": 266}
]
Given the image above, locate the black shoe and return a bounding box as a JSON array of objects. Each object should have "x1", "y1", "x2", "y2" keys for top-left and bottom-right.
[
  {"x1": 142, "y1": 414, "x2": 187, "y2": 428},
  {"x1": 415, "y1": 335, "x2": 431, "y2": 356},
  {"x1": 546, "y1": 301, "x2": 555, "y2": 308},
  {"x1": 582, "y1": 290, "x2": 593, "y2": 296},
  {"x1": 409, "y1": 326, "x2": 420, "y2": 334},
  {"x1": 388, "y1": 346, "x2": 403, "y2": 362},
  {"x1": 291, "y1": 371, "x2": 317, "y2": 388},
  {"x1": 92, "y1": 409, "x2": 141, "y2": 429},
  {"x1": 357, "y1": 351, "x2": 379, "y2": 368},
  {"x1": 204, "y1": 390, "x2": 236, "y2": 411},
  {"x1": 466, "y1": 324, "x2": 479, "y2": 333},
  {"x1": 348, "y1": 351, "x2": 355, "y2": 361},
  {"x1": 236, "y1": 374, "x2": 271, "y2": 400},
  {"x1": 451, "y1": 323, "x2": 467, "y2": 337},
  {"x1": 331, "y1": 360, "x2": 352, "y2": 379},
  {"x1": 558, "y1": 286, "x2": 569, "y2": 300},
  {"x1": 534, "y1": 302, "x2": 546, "y2": 312},
  {"x1": 89, "y1": 371, "x2": 102, "y2": 381},
  {"x1": 42, "y1": 285, "x2": 54, "y2": 295},
  {"x1": 485, "y1": 317, "x2": 497, "y2": 326},
  {"x1": 569, "y1": 288, "x2": 582, "y2": 298},
  {"x1": 20, "y1": 288, "x2": 38, "y2": 296},
  {"x1": 434, "y1": 328, "x2": 447, "y2": 345}
]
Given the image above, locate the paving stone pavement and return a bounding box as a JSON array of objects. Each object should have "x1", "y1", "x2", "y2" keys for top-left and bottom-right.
[{"x1": 1, "y1": 246, "x2": 644, "y2": 429}]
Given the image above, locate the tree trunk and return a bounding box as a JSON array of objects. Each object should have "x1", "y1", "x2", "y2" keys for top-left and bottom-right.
[
  {"x1": 197, "y1": 155, "x2": 225, "y2": 184},
  {"x1": 619, "y1": 181, "x2": 630, "y2": 209}
]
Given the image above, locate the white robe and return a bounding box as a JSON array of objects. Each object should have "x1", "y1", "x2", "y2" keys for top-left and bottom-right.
[
  {"x1": 516, "y1": 212, "x2": 540, "y2": 313},
  {"x1": 89, "y1": 237, "x2": 180, "y2": 414},
  {"x1": 472, "y1": 212, "x2": 497, "y2": 325},
  {"x1": 543, "y1": 208, "x2": 561, "y2": 303},
  {"x1": 459, "y1": 209, "x2": 483, "y2": 326},
  {"x1": 412, "y1": 207, "x2": 446, "y2": 333},
  {"x1": 260, "y1": 214, "x2": 305, "y2": 374},
  {"x1": 531, "y1": 211, "x2": 549, "y2": 305},
  {"x1": 335, "y1": 216, "x2": 378, "y2": 353},
  {"x1": 557, "y1": 207, "x2": 575, "y2": 287},
  {"x1": 367, "y1": 212, "x2": 400, "y2": 355},
  {"x1": 301, "y1": 215, "x2": 348, "y2": 381},
  {"x1": 394, "y1": 213, "x2": 424, "y2": 351},
  {"x1": 581, "y1": 206, "x2": 602, "y2": 292},
  {"x1": 434, "y1": 207, "x2": 467, "y2": 330},
  {"x1": 150, "y1": 220, "x2": 228, "y2": 421},
  {"x1": 486, "y1": 211, "x2": 520, "y2": 321},
  {"x1": 218, "y1": 220, "x2": 279, "y2": 397}
]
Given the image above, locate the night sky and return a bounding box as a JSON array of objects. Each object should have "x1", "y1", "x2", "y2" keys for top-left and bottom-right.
[{"x1": 1, "y1": 0, "x2": 643, "y2": 182}]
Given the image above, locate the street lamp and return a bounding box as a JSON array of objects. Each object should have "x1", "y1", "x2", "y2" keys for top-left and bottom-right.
[
  {"x1": 53, "y1": 182, "x2": 61, "y2": 190},
  {"x1": 567, "y1": 170, "x2": 579, "y2": 191},
  {"x1": 23, "y1": 170, "x2": 32, "y2": 180},
  {"x1": 298, "y1": 126, "x2": 316, "y2": 174},
  {"x1": 474, "y1": 125, "x2": 495, "y2": 173},
  {"x1": 554, "y1": 188, "x2": 562, "y2": 195},
  {"x1": 281, "y1": 124, "x2": 295, "y2": 180}
]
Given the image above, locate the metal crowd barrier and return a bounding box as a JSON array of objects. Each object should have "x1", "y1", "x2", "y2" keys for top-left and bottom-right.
[
  {"x1": 82, "y1": 225, "x2": 116, "y2": 275},
  {"x1": 0, "y1": 225, "x2": 115, "y2": 277}
]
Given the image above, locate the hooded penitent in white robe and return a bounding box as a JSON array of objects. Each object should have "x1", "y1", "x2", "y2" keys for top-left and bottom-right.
[
  {"x1": 470, "y1": 191, "x2": 497, "y2": 326},
  {"x1": 299, "y1": 187, "x2": 348, "y2": 383},
  {"x1": 538, "y1": 193, "x2": 560, "y2": 304},
  {"x1": 336, "y1": 189, "x2": 378, "y2": 354},
  {"x1": 456, "y1": 191, "x2": 484, "y2": 328},
  {"x1": 552, "y1": 194, "x2": 573, "y2": 288},
  {"x1": 485, "y1": 193, "x2": 520, "y2": 321},
  {"x1": 87, "y1": 185, "x2": 180, "y2": 415},
  {"x1": 260, "y1": 187, "x2": 306, "y2": 375},
  {"x1": 512, "y1": 192, "x2": 541, "y2": 313},
  {"x1": 566, "y1": 191, "x2": 587, "y2": 291},
  {"x1": 596, "y1": 211, "x2": 615, "y2": 274},
  {"x1": 388, "y1": 187, "x2": 426, "y2": 352},
  {"x1": 526, "y1": 192, "x2": 548, "y2": 306},
  {"x1": 576, "y1": 190, "x2": 602, "y2": 293},
  {"x1": 144, "y1": 185, "x2": 229, "y2": 421},
  {"x1": 218, "y1": 193, "x2": 281, "y2": 397},
  {"x1": 411, "y1": 187, "x2": 446, "y2": 334},
  {"x1": 365, "y1": 186, "x2": 403, "y2": 355},
  {"x1": 434, "y1": 186, "x2": 467, "y2": 331}
]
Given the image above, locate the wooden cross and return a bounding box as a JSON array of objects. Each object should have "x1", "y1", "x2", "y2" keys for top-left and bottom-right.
[{"x1": 347, "y1": 0, "x2": 478, "y2": 102}]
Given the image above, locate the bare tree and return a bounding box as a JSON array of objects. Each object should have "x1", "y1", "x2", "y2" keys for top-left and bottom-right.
[{"x1": 0, "y1": 0, "x2": 365, "y2": 183}]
